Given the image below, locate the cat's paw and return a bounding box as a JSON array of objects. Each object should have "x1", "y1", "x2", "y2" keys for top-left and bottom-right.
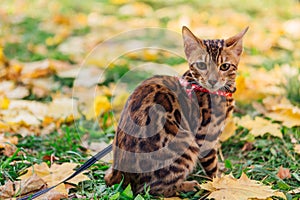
[{"x1": 176, "y1": 180, "x2": 200, "y2": 192}]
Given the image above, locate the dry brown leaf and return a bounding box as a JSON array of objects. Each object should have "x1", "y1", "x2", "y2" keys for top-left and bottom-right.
[
  {"x1": 3, "y1": 143, "x2": 17, "y2": 156},
  {"x1": 36, "y1": 190, "x2": 67, "y2": 200},
  {"x1": 277, "y1": 166, "x2": 291, "y2": 179},
  {"x1": 0, "y1": 134, "x2": 18, "y2": 156},
  {"x1": 0, "y1": 174, "x2": 46, "y2": 199},
  {"x1": 0, "y1": 81, "x2": 29, "y2": 99},
  {"x1": 236, "y1": 115, "x2": 282, "y2": 138},
  {"x1": 241, "y1": 142, "x2": 254, "y2": 152},
  {"x1": 21, "y1": 59, "x2": 54, "y2": 79},
  {"x1": 289, "y1": 187, "x2": 300, "y2": 195},
  {"x1": 0, "y1": 180, "x2": 15, "y2": 198},
  {"x1": 201, "y1": 173, "x2": 277, "y2": 200}
]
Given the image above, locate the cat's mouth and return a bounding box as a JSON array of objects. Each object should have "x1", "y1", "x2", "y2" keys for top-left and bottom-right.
[
  {"x1": 204, "y1": 82, "x2": 223, "y2": 92},
  {"x1": 205, "y1": 85, "x2": 222, "y2": 92}
]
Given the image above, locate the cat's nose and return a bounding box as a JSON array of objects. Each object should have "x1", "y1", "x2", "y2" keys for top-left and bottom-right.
[{"x1": 208, "y1": 79, "x2": 218, "y2": 86}]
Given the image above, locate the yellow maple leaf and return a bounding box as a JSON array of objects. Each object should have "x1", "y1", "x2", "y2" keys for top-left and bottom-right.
[
  {"x1": 19, "y1": 162, "x2": 50, "y2": 180},
  {"x1": 219, "y1": 117, "x2": 237, "y2": 142},
  {"x1": 201, "y1": 173, "x2": 279, "y2": 200},
  {"x1": 94, "y1": 95, "x2": 111, "y2": 116},
  {"x1": 236, "y1": 115, "x2": 282, "y2": 138},
  {"x1": 0, "y1": 96, "x2": 10, "y2": 109},
  {"x1": 45, "y1": 163, "x2": 90, "y2": 185},
  {"x1": 262, "y1": 97, "x2": 300, "y2": 128},
  {"x1": 19, "y1": 162, "x2": 90, "y2": 195},
  {"x1": 294, "y1": 144, "x2": 300, "y2": 155},
  {"x1": 234, "y1": 66, "x2": 285, "y2": 104},
  {"x1": 234, "y1": 75, "x2": 265, "y2": 103}
]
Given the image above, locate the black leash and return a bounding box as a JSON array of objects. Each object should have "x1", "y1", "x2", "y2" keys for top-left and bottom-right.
[{"x1": 17, "y1": 144, "x2": 113, "y2": 200}]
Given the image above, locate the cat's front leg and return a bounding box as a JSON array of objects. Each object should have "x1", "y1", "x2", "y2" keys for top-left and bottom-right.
[
  {"x1": 199, "y1": 148, "x2": 218, "y2": 178},
  {"x1": 196, "y1": 133, "x2": 220, "y2": 178}
]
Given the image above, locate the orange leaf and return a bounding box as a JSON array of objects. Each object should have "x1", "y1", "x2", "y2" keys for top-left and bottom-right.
[{"x1": 277, "y1": 166, "x2": 291, "y2": 179}]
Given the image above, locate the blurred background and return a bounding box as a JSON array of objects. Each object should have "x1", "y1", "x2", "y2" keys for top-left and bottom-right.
[
  {"x1": 0, "y1": 1, "x2": 300, "y2": 199},
  {"x1": 0, "y1": 0, "x2": 299, "y2": 133}
]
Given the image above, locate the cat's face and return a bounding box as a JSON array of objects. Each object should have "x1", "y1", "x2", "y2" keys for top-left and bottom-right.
[{"x1": 182, "y1": 26, "x2": 248, "y2": 92}]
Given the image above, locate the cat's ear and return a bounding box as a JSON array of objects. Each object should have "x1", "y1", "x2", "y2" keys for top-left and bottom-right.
[
  {"x1": 182, "y1": 26, "x2": 205, "y2": 62},
  {"x1": 225, "y1": 27, "x2": 249, "y2": 57}
]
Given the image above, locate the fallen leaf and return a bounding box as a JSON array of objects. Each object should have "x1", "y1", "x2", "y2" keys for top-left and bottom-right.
[
  {"x1": 294, "y1": 144, "x2": 300, "y2": 155},
  {"x1": 201, "y1": 173, "x2": 277, "y2": 200},
  {"x1": 262, "y1": 97, "x2": 300, "y2": 128},
  {"x1": 88, "y1": 142, "x2": 113, "y2": 163},
  {"x1": 0, "y1": 134, "x2": 18, "y2": 156},
  {"x1": 118, "y1": 2, "x2": 153, "y2": 17},
  {"x1": 85, "y1": 95, "x2": 111, "y2": 119},
  {"x1": 21, "y1": 59, "x2": 54, "y2": 79},
  {"x1": 0, "y1": 181, "x2": 15, "y2": 198},
  {"x1": 236, "y1": 115, "x2": 282, "y2": 138},
  {"x1": 289, "y1": 187, "x2": 300, "y2": 195},
  {"x1": 241, "y1": 142, "x2": 253, "y2": 152},
  {"x1": 42, "y1": 155, "x2": 59, "y2": 162},
  {"x1": 30, "y1": 77, "x2": 59, "y2": 98},
  {"x1": 277, "y1": 166, "x2": 291, "y2": 179},
  {"x1": 47, "y1": 97, "x2": 78, "y2": 119},
  {"x1": 60, "y1": 66, "x2": 104, "y2": 87},
  {"x1": 219, "y1": 117, "x2": 237, "y2": 142},
  {"x1": 283, "y1": 19, "x2": 300, "y2": 38},
  {"x1": 19, "y1": 162, "x2": 50, "y2": 180},
  {"x1": 0, "y1": 174, "x2": 46, "y2": 199},
  {"x1": 234, "y1": 66, "x2": 285, "y2": 103},
  {"x1": 0, "y1": 81, "x2": 29, "y2": 99},
  {"x1": 20, "y1": 162, "x2": 90, "y2": 195},
  {"x1": 45, "y1": 163, "x2": 90, "y2": 185},
  {"x1": 3, "y1": 143, "x2": 17, "y2": 156},
  {"x1": 0, "y1": 96, "x2": 10, "y2": 109},
  {"x1": 37, "y1": 190, "x2": 67, "y2": 200}
]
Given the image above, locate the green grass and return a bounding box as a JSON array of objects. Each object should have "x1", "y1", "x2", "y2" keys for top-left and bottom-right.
[
  {"x1": 1, "y1": 122, "x2": 299, "y2": 199},
  {"x1": 221, "y1": 126, "x2": 300, "y2": 200}
]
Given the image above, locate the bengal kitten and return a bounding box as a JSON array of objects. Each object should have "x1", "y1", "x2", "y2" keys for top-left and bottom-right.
[{"x1": 105, "y1": 26, "x2": 248, "y2": 197}]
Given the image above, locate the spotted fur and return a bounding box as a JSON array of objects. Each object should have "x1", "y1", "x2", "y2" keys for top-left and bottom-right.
[{"x1": 105, "y1": 26, "x2": 248, "y2": 197}]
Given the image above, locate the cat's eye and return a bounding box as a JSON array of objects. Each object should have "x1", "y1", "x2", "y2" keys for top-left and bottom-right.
[
  {"x1": 193, "y1": 62, "x2": 207, "y2": 70},
  {"x1": 220, "y1": 63, "x2": 231, "y2": 71}
]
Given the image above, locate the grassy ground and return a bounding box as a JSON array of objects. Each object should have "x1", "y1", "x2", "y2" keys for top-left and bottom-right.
[{"x1": 0, "y1": 0, "x2": 299, "y2": 199}]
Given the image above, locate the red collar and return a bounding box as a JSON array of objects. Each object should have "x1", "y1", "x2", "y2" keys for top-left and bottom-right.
[{"x1": 178, "y1": 77, "x2": 232, "y2": 98}]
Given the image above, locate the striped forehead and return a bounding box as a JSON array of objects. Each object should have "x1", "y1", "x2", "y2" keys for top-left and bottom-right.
[{"x1": 202, "y1": 39, "x2": 225, "y2": 63}]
